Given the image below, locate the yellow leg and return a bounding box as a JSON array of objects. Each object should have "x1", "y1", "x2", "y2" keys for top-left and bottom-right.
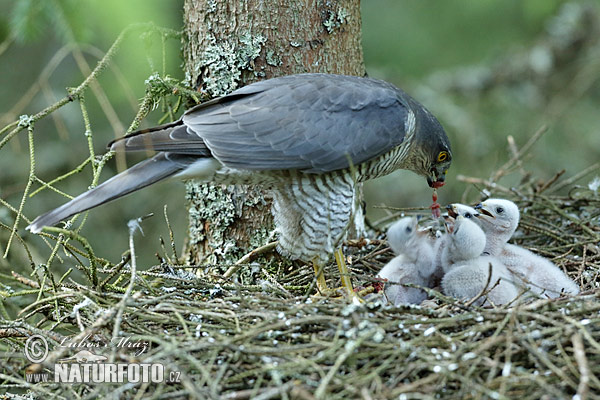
[
  {"x1": 334, "y1": 248, "x2": 363, "y2": 303},
  {"x1": 312, "y1": 261, "x2": 330, "y2": 295}
]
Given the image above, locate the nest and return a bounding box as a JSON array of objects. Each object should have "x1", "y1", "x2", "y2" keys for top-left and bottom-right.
[{"x1": 1, "y1": 152, "x2": 600, "y2": 400}]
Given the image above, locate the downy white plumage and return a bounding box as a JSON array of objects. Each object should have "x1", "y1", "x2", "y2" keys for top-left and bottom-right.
[
  {"x1": 441, "y1": 216, "x2": 518, "y2": 306},
  {"x1": 378, "y1": 217, "x2": 436, "y2": 305},
  {"x1": 431, "y1": 203, "x2": 482, "y2": 281},
  {"x1": 475, "y1": 199, "x2": 579, "y2": 298}
]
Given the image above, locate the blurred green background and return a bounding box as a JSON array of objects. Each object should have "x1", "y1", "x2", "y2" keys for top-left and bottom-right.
[{"x1": 1, "y1": 0, "x2": 599, "y2": 274}]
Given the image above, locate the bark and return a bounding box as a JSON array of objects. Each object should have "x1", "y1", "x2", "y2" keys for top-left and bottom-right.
[{"x1": 182, "y1": 0, "x2": 365, "y2": 265}]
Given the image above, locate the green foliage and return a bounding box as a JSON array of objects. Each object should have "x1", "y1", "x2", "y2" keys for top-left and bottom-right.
[
  {"x1": 9, "y1": 0, "x2": 90, "y2": 43},
  {"x1": 9, "y1": 0, "x2": 45, "y2": 43},
  {"x1": 362, "y1": 0, "x2": 564, "y2": 78}
]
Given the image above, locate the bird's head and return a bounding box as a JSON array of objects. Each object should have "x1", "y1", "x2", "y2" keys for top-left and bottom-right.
[
  {"x1": 412, "y1": 106, "x2": 452, "y2": 188},
  {"x1": 444, "y1": 204, "x2": 480, "y2": 234},
  {"x1": 386, "y1": 216, "x2": 420, "y2": 255},
  {"x1": 474, "y1": 199, "x2": 520, "y2": 238},
  {"x1": 445, "y1": 203, "x2": 480, "y2": 220},
  {"x1": 426, "y1": 153, "x2": 451, "y2": 189}
]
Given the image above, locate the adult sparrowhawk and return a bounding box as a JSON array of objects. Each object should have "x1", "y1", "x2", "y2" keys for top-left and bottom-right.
[{"x1": 28, "y1": 73, "x2": 452, "y2": 299}]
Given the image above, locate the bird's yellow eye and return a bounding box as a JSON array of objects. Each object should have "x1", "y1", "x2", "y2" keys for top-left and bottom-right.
[{"x1": 437, "y1": 151, "x2": 449, "y2": 162}]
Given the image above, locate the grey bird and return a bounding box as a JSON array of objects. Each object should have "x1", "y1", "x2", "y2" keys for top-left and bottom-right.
[{"x1": 27, "y1": 73, "x2": 452, "y2": 298}]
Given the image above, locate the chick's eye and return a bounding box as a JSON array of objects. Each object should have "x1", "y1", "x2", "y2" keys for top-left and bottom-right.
[
  {"x1": 405, "y1": 227, "x2": 412, "y2": 233},
  {"x1": 465, "y1": 212, "x2": 472, "y2": 218},
  {"x1": 496, "y1": 207, "x2": 504, "y2": 214},
  {"x1": 437, "y1": 152, "x2": 449, "y2": 162}
]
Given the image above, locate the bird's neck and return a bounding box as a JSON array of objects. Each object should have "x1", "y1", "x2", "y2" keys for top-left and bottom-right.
[
  {"x1": 484, "y1": 232, "x2": 509, "y2": 256},
  {"x1": 358, "y1": 142, "x2": 415, "y2": 180},
  {"x1": 442, "y1": 244, "x2": 464, "y2": 270}
]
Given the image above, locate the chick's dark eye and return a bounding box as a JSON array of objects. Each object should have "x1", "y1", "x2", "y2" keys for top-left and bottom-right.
[
  {"x1": 405, "y1": 227, "x2": 412, "y2": 233},
  {"x1": 496, "y1": 207, "x2": 504, "y2": 214},
  {"x1": 465, "y1": 212, "x2": 472, "y2": 218}
]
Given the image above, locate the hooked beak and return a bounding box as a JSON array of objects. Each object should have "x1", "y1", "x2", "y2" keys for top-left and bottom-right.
[
  {"x1": 427, "y1": 167, "x2": 447, "y2": 188},
  {"x1": 427, "y1": 174, "x2": 445, "y2": 188},
  {"x1": 474, "y1": 203, "x2": 495, "y2": 218}
]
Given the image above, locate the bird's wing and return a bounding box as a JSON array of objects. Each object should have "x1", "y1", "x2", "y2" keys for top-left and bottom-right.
[
  {"x1": 109, "y1": 122, "x2": 211, "y2": 156},
  {"x1": 185, "y1": 74, "x2": 411, "y2": 173},
  {"x1": 115, "y1": 74, "x2": 412, "y2": 173}
]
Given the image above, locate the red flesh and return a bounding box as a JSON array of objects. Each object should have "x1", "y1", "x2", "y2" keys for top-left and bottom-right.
[
  {"x1": 372, "y1": 277, "x2": 387, "y2": 293},
  {"x1": 430, "y1": 189, "x2": 441, "y2": 218}
]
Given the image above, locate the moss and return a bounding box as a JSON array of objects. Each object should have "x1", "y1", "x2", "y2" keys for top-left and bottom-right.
[
  {"x1": 238, "y1": 33, "x2": 266, "y2": 66},
  {"x1": 18, "y1": 114, "x2": 33, "y2": 128},
  {"x1": 185, "y1": 180, "x2": 276, "y2": 265},
  {"x1": 144, "y1": 73, "x2": 183, "y2": 109},
  {"x1": 322, "y1": 5, "x2": 349, "y2": 34},
  {"x1": 199, "y1": 32, "x2": 266, "y2": 96},
  {"x1": 186, "y1": 181, "x2": 238, "y2": 264},
  {"x1": 249, "y1": 225, "x2": 273, "y2": 249},
  {"x1": 265, "y1": 49, "x2": 283, "y2": 67},
  {"x1": 206, "y1": 0, "x2": 217, "y2": 13}
]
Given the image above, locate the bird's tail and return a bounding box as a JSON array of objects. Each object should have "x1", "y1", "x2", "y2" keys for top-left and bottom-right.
[{"x1": 27, "y1": 153, "x2": 190, "y2": 233}]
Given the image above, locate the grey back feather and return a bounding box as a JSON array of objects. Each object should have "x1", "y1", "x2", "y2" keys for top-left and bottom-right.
[
  {"x1": 183, "y1": 74, "x2": 411, "y2": 173},
  {"x1": 112, "y1": 74, "x2": 414, "y2": 173}
]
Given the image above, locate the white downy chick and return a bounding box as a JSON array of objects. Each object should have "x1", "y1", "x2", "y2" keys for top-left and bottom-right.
[
  {"x1": 474, "y1": 199, "x2": 520, "y2": 255},
  {"x1": 446, "y1": 203, "x2": 481, "y2": 221},
  {"x1": 433, "y1": 203, "x2": 482, "y2": 276},
  {"x1": 440, "y1": 216, "x2": 518, "y2": 306},
  {"x1": 475, "y1": 199, "x2": 579, "y2": 298},
  {"x1": 377, "y1": 217, "x2": 436, "y2": 305},
  {"x1": 440, "y1": 216, "x2": 486, "y2": 273},
  {"x1": 442, "y1": 257, "x2": 519, "y2": 306}
]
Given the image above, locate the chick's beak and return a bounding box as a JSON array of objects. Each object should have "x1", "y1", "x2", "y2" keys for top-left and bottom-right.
[
  {"x1": 474, "y1": 203, "x2": 495, "y2": 218},
  {"x1": 445, "y1": 204, "x2": 458, "y2": 218}
]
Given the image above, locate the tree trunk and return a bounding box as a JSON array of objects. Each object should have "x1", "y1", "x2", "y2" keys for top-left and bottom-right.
[{"x1": 182, "y1": 0, "x2": 365, "y2": 266}]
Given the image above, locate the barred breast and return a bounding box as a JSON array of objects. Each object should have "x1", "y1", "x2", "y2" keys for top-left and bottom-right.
[{"x1": 271, "y1": 172, "x2": 358, "y2": 265}]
